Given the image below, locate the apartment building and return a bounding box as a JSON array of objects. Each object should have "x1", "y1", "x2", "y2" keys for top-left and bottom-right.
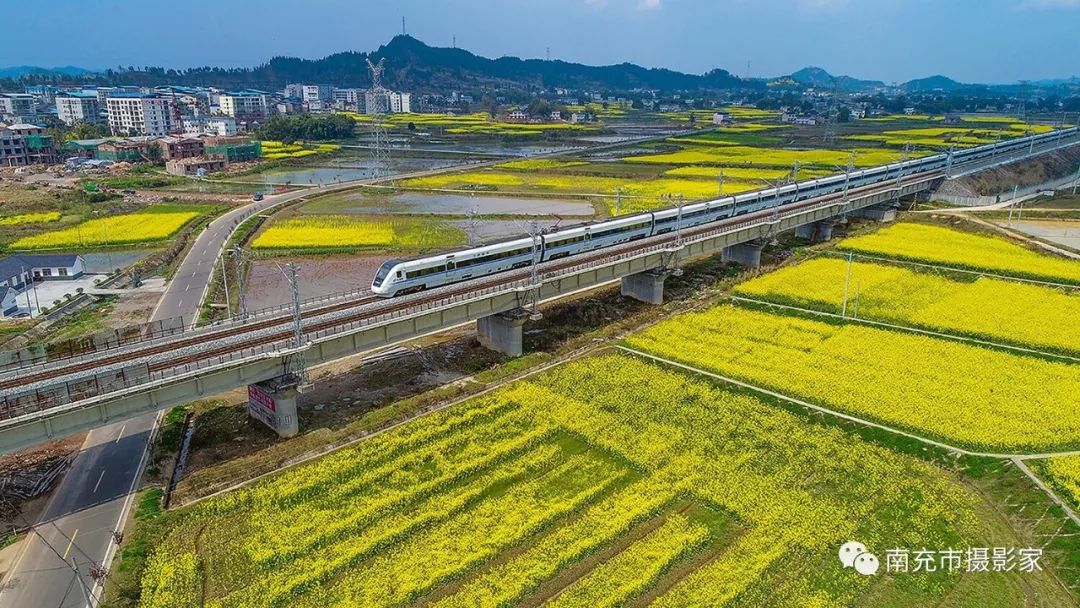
[
  {"x1": 363, "y1": 91, "x2": 411, "y2": 115},
  {"x1": 183, "y1": 115, "x2": 238, "y2": 137},
  {"x1": 302, "y1": 85, "x2": 332, "y2": 105},
  {"x1": 55, "y1": 92, "x2": 103, "y2": 125},
  {"x1": 218, "y1": 92, "x2": 269, "y2": 119},
  {"x1": 0, "y1": 94, "x2": 36, "y2": 122},
  {"x1": 106, "y1": 94, "x2": 175, "y2": 136}
]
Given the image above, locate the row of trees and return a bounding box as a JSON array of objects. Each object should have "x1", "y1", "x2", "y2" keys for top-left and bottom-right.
[{"x1": 254, "y1": 114, "x2": 356, "y2": 143}]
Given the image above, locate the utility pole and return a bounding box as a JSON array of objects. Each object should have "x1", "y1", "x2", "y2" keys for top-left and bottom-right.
[
  {"x1": 1072, "y1": 162, "x2": 1080, "y2": 196},
  {"x1": 718, "y1": 170, "x2": 725, "y2": 197},
  {"x1": 73, "y1": 558, "x2": 91, "y2": 605},
  {"x1": 841, "y1": 252, "x2": 853, "y2": 319},
  {"x1": 853, "y1": 279, "x2": 861, "y2": 319},
  {"x1": 675, "y1": 195, "x2": 685, "y2": 245},
  {"x1": 614, "y1": 187, "x2": 622, "y2": 216},
  {"x1": 232, "y1": 245, "x2": 247, "y2": 320},
  {"x1": 466, "y1": 208, "x2": 479, "y2": 246},
  {"x1": 219, "y1": 254, "x2": 231, "y2": 318},
  {"x1": 526, "y1": 220, "x2": 542, "y2": 321},
  {"x1": 20, "y1": 266, "x2": 31, "y2": 314}
]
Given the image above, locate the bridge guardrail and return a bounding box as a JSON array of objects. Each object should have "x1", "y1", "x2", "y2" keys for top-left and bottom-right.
[
  {"x1": 0, "y1": 157, "x2": 1021, "y2": 423},
  {"x1": 0, "y1": 171, "x2": 943, "y2": 422}
]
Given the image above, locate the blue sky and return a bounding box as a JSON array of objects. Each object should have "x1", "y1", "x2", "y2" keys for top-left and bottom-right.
[{"x1": 6, "y1": 0, "x2": 1079, "y2": 83}]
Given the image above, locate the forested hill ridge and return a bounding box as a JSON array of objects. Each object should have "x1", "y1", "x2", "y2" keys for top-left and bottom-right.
[{"x1": 0, "y1": 35, "x2": 752, "y2": 93}]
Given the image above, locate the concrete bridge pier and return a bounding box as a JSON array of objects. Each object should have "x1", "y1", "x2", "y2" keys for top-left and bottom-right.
[
  {"x1": 620, "y1": 268, "x2": 668, "y2": 305},
  {"x1": 477, "y1": 308, "x2": 531, "y2": 357},
  {"x1": 247, "y1": 379, "x2": 299, "y2": 438},
  {"x1": 853, "y1": 200, "x2": 901, "y2": 222},
  {"x1": 795, "y1": 218, "x2": 838, "y2": 242},
  {"x1": 722, "y1": 238, "x2": 768, "y2": 268}
]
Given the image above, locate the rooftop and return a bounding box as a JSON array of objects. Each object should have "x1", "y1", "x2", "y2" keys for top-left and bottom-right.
[{"x1": 0, "y1": 254, "x2": 83, "y2": 279}]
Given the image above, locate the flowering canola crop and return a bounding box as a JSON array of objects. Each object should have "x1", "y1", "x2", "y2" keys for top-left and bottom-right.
[
  {"x1": 9, "y1": 211, "x2": 199, "y2": 250},
  {"x1": 251, "y1": 215, "x2": 465, "y2": 251},
  {"x1": 626, "y1": 304, "x2": 1080, "y2": 452},
  {"x1": 837, "y1": 222, "x2": 1080, "y2": 285},
  {"x1": 736, "y1": 257, "x2": 1080, "y2": 355},
  {"x1": 136, "y1": 353, "x2": 1059, "y2": 607}
]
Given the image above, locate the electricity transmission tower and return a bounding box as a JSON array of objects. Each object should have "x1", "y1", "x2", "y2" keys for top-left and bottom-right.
[{"x1": 367, "y1": 57, "x2": 391, "y2": 179}]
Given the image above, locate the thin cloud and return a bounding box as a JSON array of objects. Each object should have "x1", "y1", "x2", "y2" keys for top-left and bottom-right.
[
  {"x1": 637, "y1": 0, "x2": 662, "y2": 10},
  {"x1": 1020, "y1": 0, "x2": 1080, "y2": 7}
]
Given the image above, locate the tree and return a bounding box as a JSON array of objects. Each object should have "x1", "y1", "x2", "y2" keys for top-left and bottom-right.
[
  {"x1": 527, "y1": 98, "x2": 554, "y2": 117},
  {"x1": 838, "y1": 106, "x2": 852, "y2": 122},
  {"x1": 66, "y1": 122, "x2": 110, "y2": 141},
  {"x1": 144, "y1": 144, "x2": 163, "y2": 165}
]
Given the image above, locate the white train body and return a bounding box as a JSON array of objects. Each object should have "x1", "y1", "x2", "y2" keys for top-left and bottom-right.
[{"x1": 371, "y1": 128, "x2": 1076, "y2": 297}]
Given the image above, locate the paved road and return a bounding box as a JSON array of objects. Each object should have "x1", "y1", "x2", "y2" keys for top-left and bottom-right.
[{"x1": 0, "y1": 417, "x2": 155, "y2": 608}]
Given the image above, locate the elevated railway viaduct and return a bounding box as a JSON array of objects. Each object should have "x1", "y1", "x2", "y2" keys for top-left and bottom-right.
[{"x1": 0, "y1": 131, "x2": 1077, "y2": 453}]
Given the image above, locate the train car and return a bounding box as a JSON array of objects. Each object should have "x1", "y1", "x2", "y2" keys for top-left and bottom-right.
[
  {"x1": 542, "y1": 214, "x2": 654, "y2": 262},
  {"x1": 370, "y1": 130, "x2": 1070, "y2": 297},
  {"x1": 371, "y1": 236, "x2": 536, "y2": 297}
]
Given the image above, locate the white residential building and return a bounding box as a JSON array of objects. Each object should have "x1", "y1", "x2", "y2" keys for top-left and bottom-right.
[
  {"x1": 0, "y1": 94, "x2": 36, "y2": 122},
  {"x1": 106, "y1": 94, "x2": 175, "y2": 136},
  {"x1": 183, "y1": 115, "x2": 238, "y2": 137},
  {"x1": 302, "y1": 85, "x2": 332, "y2": 105},
  {"x1": 364, "y1": 91, "x2": 411, "y2": 115},
  {"x1": 388, "y1": 92, "x2": 411, "y2": 114},
  {"x1": 55, "y1": 93, "x2": 103, "y2": 125},
  {"x1": 218, "y1": 92, "x2": 269, "y2": 119}
]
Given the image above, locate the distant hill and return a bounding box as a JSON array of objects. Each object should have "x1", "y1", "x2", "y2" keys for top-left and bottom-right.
[
  {"x1": 901, "y1": 75, "x2": 966, "y2": 93},
  {"x1": 788, "y1": 66, "x2": 884, "y2": 92},
  {"x1": 0, "y1": 65, "x2": 95, "y2": 79},
  {"x1": 0, "y1": 35, "x2": 754, "y2": 93},
  {"x1": 250, "y1": 35, "x2": 753, "y2": 92}
]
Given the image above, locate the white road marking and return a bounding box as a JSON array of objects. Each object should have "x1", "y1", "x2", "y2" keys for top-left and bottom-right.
[
  {"x1": 90, "y1": 410, "x2": 164, "y2": 607},
  {"x1": 185, "y1": 284, "x2": 191, "y2": 292},
  {"x1": 115, "y1": 424, "x2": 126, "y2": 443},
  {"x1": 63, "y1": 529, "x2": 78, "y2": 559},
  {"x1": 92, "y1": 470, "x2": 105, "y2": 494}
]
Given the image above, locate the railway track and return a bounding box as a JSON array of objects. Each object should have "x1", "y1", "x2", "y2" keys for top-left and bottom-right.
[{"x1": 1, "y1": 169, "x2": 941, "y2": 402}]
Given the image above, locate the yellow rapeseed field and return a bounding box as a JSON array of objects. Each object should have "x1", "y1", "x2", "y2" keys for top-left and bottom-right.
[
  {"x1": 9, "y1": 211, "x2": 199, "y2": 250},
  {"x1": 251, "y1": 215, "x2": 465, "y2": 251},
  {"x1": 735, "y1": 257, "x2": 1080, "y2": 355},
  {"x1": 402, "y1": 170, "x2": 758, "y2": 211},
  {"x1": 1033, "y1": 455, "x2": 1080, "y2": 510},
  {"x1": 0, "y1": 211, "x2": 62, "y2": 226},
  {"x1": 136, "y1": 353, "x2": 1046, "y2": 607},
  {"x1": 664, "y1": 166, "x2": 834, "y2": 181},
  {"x1": 623, "y1": 145, "x2": 914, "y2": 168},
  {"x1": 837, "y1": 222, "x2": 1080, "y2": 285},
  {"x1": 626, "y1": 304, "x2": 1080, "y2": 452}
]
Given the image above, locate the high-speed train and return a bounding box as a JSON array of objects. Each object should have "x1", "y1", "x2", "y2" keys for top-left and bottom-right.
[{"x1": 371, "y1": 127, "x2": 1077, "y2": 297}]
